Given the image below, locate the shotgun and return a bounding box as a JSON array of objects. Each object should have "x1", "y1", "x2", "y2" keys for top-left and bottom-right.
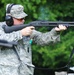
[
  {"x1": 3, "y1": 20, "x2": 74, "y2": 33},
  {"x1": 1, "y1": 20, "x2": 74, "y2": 48}
]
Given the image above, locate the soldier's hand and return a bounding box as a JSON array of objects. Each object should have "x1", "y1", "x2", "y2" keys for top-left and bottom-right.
[
  {"x1": 55, "y1": 24, "x2": 67, "y2": 31},
  {"x1": 20, "y1": 26, "x2": 35, "y2": 36}
]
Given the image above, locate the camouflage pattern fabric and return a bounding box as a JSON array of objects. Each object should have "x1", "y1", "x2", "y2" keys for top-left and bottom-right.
[{"x1": 0, "y1": 22, "x2": 60, "y2": 75}]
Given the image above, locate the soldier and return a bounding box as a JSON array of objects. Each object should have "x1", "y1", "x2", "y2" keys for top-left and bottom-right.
[{"x1": 0, "y1": 3, "x2": 67, "y2": 75}]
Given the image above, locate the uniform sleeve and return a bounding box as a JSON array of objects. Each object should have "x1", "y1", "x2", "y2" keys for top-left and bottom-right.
[
  {"x1": 30, "y1": 28, "x2": 60, "y2": 46},
  {"x1": 0, "y1": 22, "x2": 23, "y2": 42}
]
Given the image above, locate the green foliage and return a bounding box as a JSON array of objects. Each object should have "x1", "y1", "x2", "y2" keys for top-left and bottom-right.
[
  {"x1": 0, "y1": 0, "x2": 74, "y2": 21},
  {"x1": 32, "y1": 30, "x2": 74, "y2": 68},
  {"x1": 0, "y1": 0, "x2": 74, "y2": 70}
]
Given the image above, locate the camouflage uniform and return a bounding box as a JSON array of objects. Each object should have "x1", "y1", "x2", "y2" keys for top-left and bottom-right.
[{"x1": 0, "y1": 22, "x2": 60, "y2": 75}]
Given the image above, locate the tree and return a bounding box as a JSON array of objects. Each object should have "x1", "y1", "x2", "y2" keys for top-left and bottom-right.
[{"x1": 0, "y1": 0, "x2": 74, "y2": 75}]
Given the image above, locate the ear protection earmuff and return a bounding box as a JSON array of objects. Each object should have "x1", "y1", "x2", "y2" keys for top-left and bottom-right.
[{"x1": 5, "y1": 4, "x2": 16, "y2": 26}]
